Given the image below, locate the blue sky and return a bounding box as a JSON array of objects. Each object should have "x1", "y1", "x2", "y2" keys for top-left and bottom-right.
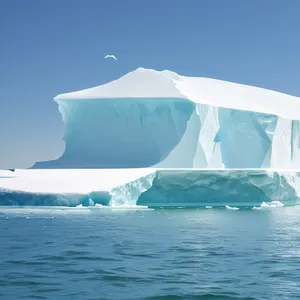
[{"x1": 1, "y1": 0, "x2": 300, "y2": 168}]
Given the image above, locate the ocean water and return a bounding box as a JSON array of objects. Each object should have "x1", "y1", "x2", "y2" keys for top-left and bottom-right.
[{"x1": 1, "y1": 206, "x2": 300, "y2": 300}]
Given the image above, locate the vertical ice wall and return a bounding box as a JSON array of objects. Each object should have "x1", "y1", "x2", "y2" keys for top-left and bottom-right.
[
  {"x1": 156, "y1": 104, "x2": 289, "y2": 169},
  {"x1": 33, "y1": 98, "x2": 195, "y2": 168},
  {"x1": 33, "y1": 97, "x2": 300, "y2": 169},
  {"x1": 270, "y1": 120, "x2": 300, "y2": 168}
]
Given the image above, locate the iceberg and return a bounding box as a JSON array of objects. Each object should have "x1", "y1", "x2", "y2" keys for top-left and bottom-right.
[
  {"x1": 6, "y1": 68, "x2": 300, "y2": 208},
  {"x1": 31, "y1": 67, "x2": 300, "y2": 169},
  {"x1": 1, "y1": 169, "x2": 300, "y2": 208}
]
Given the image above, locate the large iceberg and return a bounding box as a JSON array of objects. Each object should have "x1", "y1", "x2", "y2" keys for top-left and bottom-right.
[
  {"x1": 1, "y1": 169, "x2": 300, "y2": 208},
  {"x1": 32, "y1": 68, "x2": 300, "y2": 169}
]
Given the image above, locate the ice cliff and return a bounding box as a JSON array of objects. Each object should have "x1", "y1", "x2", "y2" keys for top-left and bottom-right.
[
  {"x1": 1, "y1": 169, "x2": 300, "y2": 207},
  {"x1": 33, "y1": 68, "x2": 300, "y2": 169}
]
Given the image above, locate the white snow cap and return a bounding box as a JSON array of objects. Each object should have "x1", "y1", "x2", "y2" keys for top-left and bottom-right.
[{"x1": 55, "y1": 67, "x2": 300, "y2": 119}]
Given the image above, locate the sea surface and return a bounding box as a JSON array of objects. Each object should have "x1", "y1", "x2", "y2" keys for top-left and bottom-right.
[{"x1": 0, "y1": 206, "x2": 300, "y2": 300}]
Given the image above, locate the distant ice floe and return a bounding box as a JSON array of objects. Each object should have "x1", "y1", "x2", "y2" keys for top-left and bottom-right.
[
  {"x1": 252, "y1": 201, "x2": 285, "y2": 210},
  {"x1": 225, "y1": 205, "x2": 239, "y2": 211}
]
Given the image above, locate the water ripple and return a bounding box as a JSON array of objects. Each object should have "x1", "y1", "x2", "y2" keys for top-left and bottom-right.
[{"x1": 1, "y1": 207, "x2": 300, "y2": 300}]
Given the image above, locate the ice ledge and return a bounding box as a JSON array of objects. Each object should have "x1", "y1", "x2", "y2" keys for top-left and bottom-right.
[
  {"x1": 0, "y1": 169, "x2": 155, "y2": 194},
  {"x1": 1, "y1": 169, "x2": 300, "y2": 208}
]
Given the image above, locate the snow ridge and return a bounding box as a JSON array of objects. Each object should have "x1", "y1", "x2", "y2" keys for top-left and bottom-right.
[{"x1": 56, "y1": 68, "x2": 300, "y2": 119}]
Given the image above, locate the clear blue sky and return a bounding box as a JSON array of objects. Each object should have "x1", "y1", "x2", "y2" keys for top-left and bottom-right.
[{"x1": 1, "y1": 0, "x2": 300, "y2": 168}]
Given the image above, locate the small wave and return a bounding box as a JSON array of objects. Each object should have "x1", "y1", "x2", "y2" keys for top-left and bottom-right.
[
  {"x1": 89, "y1": 203, "x2": 151, "y2": 210},
  {"x1": 109, "y1": 204, "x2": 150, "y2": 210},
  {"x1": 205, "y1": 206, "x2": 213, "y2": 209},
  {"x1": 225, "y1": 205, "x2": 239, "y2": 211},
  {"x1": 142, "y1": 294, "x2": 256, "y2": 300}
]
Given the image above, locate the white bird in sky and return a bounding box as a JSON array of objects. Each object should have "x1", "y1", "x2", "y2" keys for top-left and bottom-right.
[{"x1": 104, "y1": 54, "x2": 117, "y2": 60}]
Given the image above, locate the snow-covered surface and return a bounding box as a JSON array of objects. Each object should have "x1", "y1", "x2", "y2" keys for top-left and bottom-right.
[
  {"x1": 0, "y1": 169, "x2": 154, "y2": 194},
  {"x1": 0, "y1": 170, "x2": 16, "y2": 178},
  {"x1": 55, "y1": 68, "x2": 300, "y2": 119},
  {"x1": 55, "y1": 69, "x2": 183, "y2": 101}
]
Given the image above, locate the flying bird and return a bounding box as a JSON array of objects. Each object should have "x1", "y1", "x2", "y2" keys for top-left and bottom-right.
[{"x1": 104, "y1": 54, "x2": 117, "y2": 60}]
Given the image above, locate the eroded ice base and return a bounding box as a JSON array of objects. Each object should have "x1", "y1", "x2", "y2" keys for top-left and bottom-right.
[{"x1": 137, "y1": 169, "x2": 300, "y2": 207}]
